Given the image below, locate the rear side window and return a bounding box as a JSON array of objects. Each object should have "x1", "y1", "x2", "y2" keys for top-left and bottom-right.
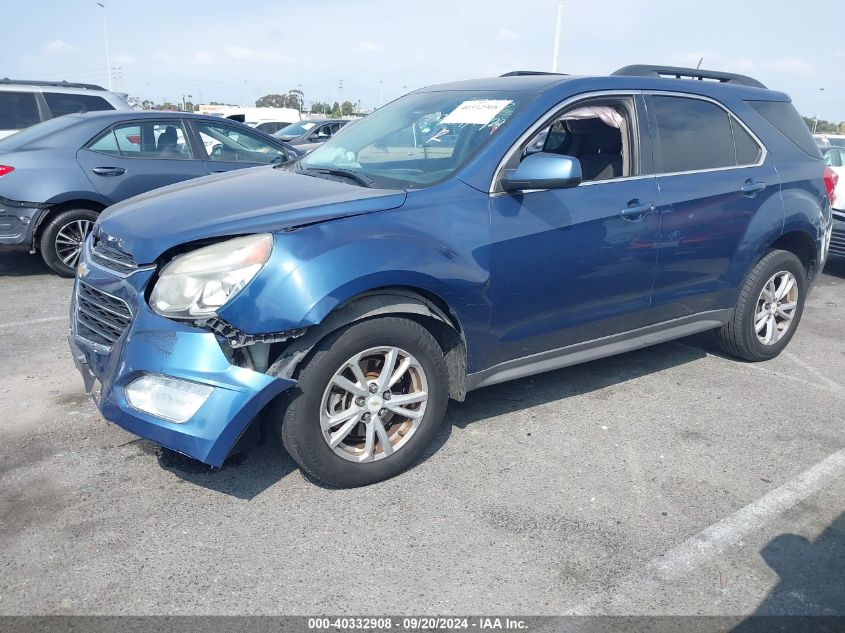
[
  {"x1": 747, "y1": 100, "x2": 821, "y2": 159},
  {"x1": 88, "y1": 121, "x2": 194, "y2": 159},
  {"x1": 0, "y1": 92, "x2": 40, "y2": 131},
  {"x1": 650, "y1": 96, "x2": 736, "y2": 173},
  {"x1": 44, "y1": 92, "x2": 114, "y2": 117}
]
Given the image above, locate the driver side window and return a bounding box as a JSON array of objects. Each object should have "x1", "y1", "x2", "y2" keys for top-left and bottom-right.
[
  {"x1": 195, "y1": 123, "x2": 288, "y2": 164},
  {"x1": 522, "y1": 99, "x2": 636, "y2": 183}
]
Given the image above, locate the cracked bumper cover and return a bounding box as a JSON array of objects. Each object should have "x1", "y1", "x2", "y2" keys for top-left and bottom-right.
[{"x1": 68, "y1": 272, "x2": 297, "y2": 467}]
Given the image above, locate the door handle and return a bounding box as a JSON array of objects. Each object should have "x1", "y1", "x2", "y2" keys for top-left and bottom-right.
[
  {"x1": 91, "y1": 167, "x2": 126, "y2": 177},
  {"x1": 620, "y1": 200, "x2": 656, "y2": 221},
  {"x1": 740, "y1": 179, "x2": 766, "y2": 197}
]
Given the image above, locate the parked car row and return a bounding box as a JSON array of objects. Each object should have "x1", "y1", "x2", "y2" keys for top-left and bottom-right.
[
  {"x1": 0, "y1": 111, "x2": 301, "y2": 275},
  {"x1": 52, "y1": 64, "x2": 833, "y2": 487}
]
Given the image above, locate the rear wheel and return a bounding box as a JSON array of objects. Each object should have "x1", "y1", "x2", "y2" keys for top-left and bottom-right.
[
  {"x1": 718, "y1": 249, "x2": 806, "y2": 361},
  {"x1": 39, "y1": 209, "x2": 98, "y2": 277},
  {"x1": 276, "y1": 317, "x2": 449, "y2": 487}
]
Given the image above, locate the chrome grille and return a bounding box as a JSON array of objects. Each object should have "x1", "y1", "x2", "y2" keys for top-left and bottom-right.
[
  {"x1": 75, "y1": 282, "x2": 132, "y2": 347},
  {"x1": 832, "y1": 209, "x2": 845, "y2": 223},
  {"x1": 91, "y1": 237, "x2": 138, "y2": 274}
]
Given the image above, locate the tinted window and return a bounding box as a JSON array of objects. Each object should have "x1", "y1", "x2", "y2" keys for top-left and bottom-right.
[
  {"x1": 196, "y1": 123, "x2": 288, "y2": 164},
  {"x1": 651, "y1": 96, "x2": 735, "y2": 173},
  {"x1": 732, "y1": 119, "x2": 762, "y2": 165},
  {"x1": 747, "y1": 100, "x2": 821, "y2": 158},
  {"x1": 0, "y1": 92, "x2": 40, "y2": 130},
  {"x1": 88, "y1": 121, "x2": 194, "y2": 159},
  {"x1": 44, "y1": 93, "x2": 113, "y2": 117}
]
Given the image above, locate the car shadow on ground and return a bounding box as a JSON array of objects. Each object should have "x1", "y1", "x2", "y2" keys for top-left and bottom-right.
[
  {"x1": 159, "y1": 337, "x2": 709, "y2": 498},
  {"x1": 0, "y1": 251, "x2": 52, "y2": 277},
  {"x1": 822, "y1": 257, "x2": 845, "y2": 279},
  {"x1": 732, "y1": 512, "x2": 845, "y2": 631}
]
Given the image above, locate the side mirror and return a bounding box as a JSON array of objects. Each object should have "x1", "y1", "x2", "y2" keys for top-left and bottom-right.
[{"x1": 501, "y1": 153, "x2": 582, "y2": 193}]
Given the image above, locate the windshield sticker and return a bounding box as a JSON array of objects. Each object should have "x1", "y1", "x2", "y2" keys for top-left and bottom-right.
[{"x1": 441, "y1": 100, "x2": 513, "y2": 125}]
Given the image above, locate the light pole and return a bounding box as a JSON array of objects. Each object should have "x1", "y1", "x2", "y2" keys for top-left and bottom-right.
[
  {"x1": 551, "y1": 0, "x2": 564, "y2": 72},
  {"x1": 96, "y1": 2, "x2": 112, "y2": 91},
  {"x1": 812, "y1": 87, "x2": 825, "y2": 134}
]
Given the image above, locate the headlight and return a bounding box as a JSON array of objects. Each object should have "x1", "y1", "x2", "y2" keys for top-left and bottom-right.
[{"x1": 150, "y1": 233, "x2": 273, "y2": 319}]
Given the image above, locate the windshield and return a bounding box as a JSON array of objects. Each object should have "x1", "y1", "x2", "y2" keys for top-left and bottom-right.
[
  {"x1": 300, "y1": 90, "x2": 527, "y2": 188},
  {"x1": 0, "y1": 115, "x2": 81, "y2": 150},
  {"x1": 276, "y1": 121, "x2": 318, "y2": 137}
]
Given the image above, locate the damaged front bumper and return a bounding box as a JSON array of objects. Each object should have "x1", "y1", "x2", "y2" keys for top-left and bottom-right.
[{"x1": 68, "y1": 246, "x2": 296, "y2": 467}]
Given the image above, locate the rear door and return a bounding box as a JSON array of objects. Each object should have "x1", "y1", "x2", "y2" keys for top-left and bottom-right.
[
  {"x1": 190, "y1": 121, "x2": 291, "y2": 173},
  {"x1": 76, "y1": 119, "x2": 209, "y2": 202},
  {"x1": 646, "y1": 94, "x2": 781, "y2": 320}
]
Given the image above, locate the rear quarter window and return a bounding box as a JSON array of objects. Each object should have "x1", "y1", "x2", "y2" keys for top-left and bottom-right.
[
  {"x1": 44, "y1": 93, "x2": 114, "y2": 117},
  {"x1": 0, "y1": 92, "x2": 41, "y2": 131},
  {"x1": 747, "y1": 100, "x2": 821, "y2": 159}
]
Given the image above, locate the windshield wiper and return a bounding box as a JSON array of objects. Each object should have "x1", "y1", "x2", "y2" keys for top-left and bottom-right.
[{"x1": 300, "y1": 166, "x2": 375, "y2": 188}]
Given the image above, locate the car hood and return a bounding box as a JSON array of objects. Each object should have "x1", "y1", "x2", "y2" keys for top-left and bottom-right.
[{"x1": 96, "y1": 166, "x2": 407, "y2": 264}]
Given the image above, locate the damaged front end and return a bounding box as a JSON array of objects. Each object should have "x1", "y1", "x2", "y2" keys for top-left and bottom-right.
[{"x1": 68, "y1": 235, "x2": 302, "y2": 467}]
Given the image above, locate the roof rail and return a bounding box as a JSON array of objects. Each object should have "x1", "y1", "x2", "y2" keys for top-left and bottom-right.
[
  {"x1": 0, "y1": 78, "x2": 107, "y2": 91},
  {"x1": 500, "y1": 71, "x2": 565, "y2": 77},
  {"x1": 611, "y1": 65, "x2": 766, "y2": 89}
]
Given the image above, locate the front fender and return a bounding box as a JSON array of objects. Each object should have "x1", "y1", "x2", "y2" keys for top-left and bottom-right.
[{"x1": 217, "y1": 187, "x2": 492, "y2": 370}]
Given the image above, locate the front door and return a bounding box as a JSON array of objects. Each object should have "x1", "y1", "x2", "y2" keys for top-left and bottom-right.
[{"x1": 485, "y1": 94, "x2": 661, "y2": 368}]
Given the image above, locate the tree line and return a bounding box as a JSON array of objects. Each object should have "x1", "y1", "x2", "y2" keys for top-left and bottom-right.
[
  {"x1": 255, "y1": 89, "x2": 357, "y2": 116},
  {"x1": 802, "y1": 116, "x2": 845, "y2": 135}
]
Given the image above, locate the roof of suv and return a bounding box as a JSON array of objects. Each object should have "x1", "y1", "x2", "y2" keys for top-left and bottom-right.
[
  {"x1": 0, "y1": 78, "x2": 108, "y2": 91},
  {"x1": 419, "y1": 65, "x2": 789, "y2": 102}
]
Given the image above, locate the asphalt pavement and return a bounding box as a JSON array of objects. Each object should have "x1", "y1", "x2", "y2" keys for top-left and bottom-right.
[{"x1": 1, "y1": 251, "x2": 843, "y2": 616}]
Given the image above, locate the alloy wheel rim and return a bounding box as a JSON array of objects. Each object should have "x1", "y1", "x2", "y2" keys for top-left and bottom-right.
[
  {"x1": 319, "y1": 346, "x2": 428, "y2": 463},
  {"x1": 55, "y1": 219, "x2": 94, "y2": 268},
  {"x1": 754, "y1": 270, "x2": 798, "y2": 346}
]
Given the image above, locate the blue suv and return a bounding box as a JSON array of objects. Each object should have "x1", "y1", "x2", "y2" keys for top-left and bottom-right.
[{"x1": 69, "y1": 65, "x2": 834, "y2": 487}]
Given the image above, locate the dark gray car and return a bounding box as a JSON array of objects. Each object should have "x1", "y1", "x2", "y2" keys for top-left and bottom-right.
[{"x1": 0, "y1": 111, "x2": 301, "y2": 276}]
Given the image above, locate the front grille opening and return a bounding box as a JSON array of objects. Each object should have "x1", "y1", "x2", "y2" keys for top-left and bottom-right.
[{"x1": 75, "y1": 282, "x2": 132, "y2": 347}]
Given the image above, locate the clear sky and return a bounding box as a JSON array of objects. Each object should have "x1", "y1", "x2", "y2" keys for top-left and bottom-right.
[{"x1": 5, "y1": 0, "x2": 844, "y2": 121}]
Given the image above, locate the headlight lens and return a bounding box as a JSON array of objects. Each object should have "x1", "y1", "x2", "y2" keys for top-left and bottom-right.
[{"x1": 150, "y1": 233, "x2": 273, "y2": 318}]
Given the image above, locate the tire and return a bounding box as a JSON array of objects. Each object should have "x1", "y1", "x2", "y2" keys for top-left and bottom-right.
[
  {"x1": 275, "y1": 316, "x2": 449, "y2": 487},
  {"x1": 39, "y1": 209, "x2": 98, "y2": 277},
  {"x1": 718, "y1": 249, "x2": 806, "y2": 362}
]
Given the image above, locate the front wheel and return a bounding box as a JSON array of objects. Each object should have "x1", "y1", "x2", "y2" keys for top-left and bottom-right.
[
  {"x1": 276, "y1": 317, "x2": 449, "y2": 487},
  {"x1": 718, "y1": 249, "x2": 806, "y2": 362},
  {"x1": 39, "y1": 209, "x2": 98, "y2": 277}
]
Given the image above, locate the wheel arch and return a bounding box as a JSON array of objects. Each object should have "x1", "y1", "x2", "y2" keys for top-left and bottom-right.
[
  {"x1": 31, "y1": 198, "x2": 107, "y2": 252},
  {"x1": 267, "y1": 286, "x2": 469, "y2": 401},
  {"x1": 768, "y1": 229, "x2": 816, "y2": 275}
]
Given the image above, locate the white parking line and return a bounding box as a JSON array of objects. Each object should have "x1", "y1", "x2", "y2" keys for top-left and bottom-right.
[
  {"x1": 782, "y1": 349, "x2": 845, "y2": 395},
  {"x1": 563, "y1": 447, "x2": 845, "y2": 615},
  {"x1": 0, "y1": 315, "x2": 66, "y2": 330}
]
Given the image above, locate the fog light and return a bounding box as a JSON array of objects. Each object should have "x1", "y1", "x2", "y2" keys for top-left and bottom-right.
[{"x1": 124, "y1": 374, "x2": 213, "y2": 423}]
